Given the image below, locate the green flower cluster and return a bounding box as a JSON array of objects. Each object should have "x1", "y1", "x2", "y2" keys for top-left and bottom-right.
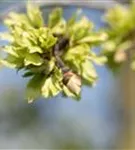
[
  {"x1": 103, "y1": 1, "x2": 135, "y2": 72},
  {"x1": 0, "y1": 2, "x2": 107, "y2": 102}
]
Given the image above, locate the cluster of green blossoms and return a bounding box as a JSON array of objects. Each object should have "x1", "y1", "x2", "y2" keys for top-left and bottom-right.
[
  {"x1": 103, "y1": 1, "x2": 135, "y2": 72},
  {"x1": 1, "y1": 1, "x2": 135, "y2": 102},
  {"x1": 0, "y1": 2, "x2": 108, "y2": 102}
]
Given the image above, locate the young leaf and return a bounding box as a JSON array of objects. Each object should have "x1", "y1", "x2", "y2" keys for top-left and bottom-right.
[
  {"x1": 68, "y1": 17, "x2": 93, "y2": 44},
  {"x1": 27, "y1": 1, "x2": 44, "y2": 28},
  {"x1": 1, "y1": 46, "x2": 18, "y2": 57},
  {"x1": 77, "y1": 32, "x2": 108, "y2": 44},
  {"x1": 0, "y1": 55, "x2": 24, "y2": 69},
  {"x1": 67, "y1": 9, "x2": 82, "y2": 28},
  {"x1": 81, "y1": 60, "x2": 97, "y2": 85},
  {"x1": 41, "y1": 77, "x2": 61, "y2": 98},
  {"x1": 88, "y1": 52, "x2": 107, "y2": 65},
  {"x1": 63, "y1": 84, "x2": 80, "y2": 100},
  {"x1": 41, "y1": 67, "x2": 62, "y2": 98},
  {"x1": 28, "y1": 46, "x2": 43, "y2": 54},
  {"x1": 26, "y1": 74, "x2": 45, "y2": 103},
  {"x1": 38, "y1": 28, "x2": 57, "y2": 49},
  {"x1": 23, "y1": 71, "x2": 33, "y2": 78},
  {"x1": 4, "y1": 12, "x2": 31, "y2": 28},
  {"x1": 63, "y1": 44, "x2": 90, "y2": 63},
  {"x1": 48, "y1": 8, "x2": 63, "y2": 28},
  {"x1": 24, "y1": 53, "x2": 43, "y2": 66},
  {"x1": 51, "y1": 19, "x2": 66, "y2": 35}
]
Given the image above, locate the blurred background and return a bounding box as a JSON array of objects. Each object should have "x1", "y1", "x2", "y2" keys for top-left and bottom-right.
[{"x1": 0, "y1": 0, "x2": 134, "y2": 149}]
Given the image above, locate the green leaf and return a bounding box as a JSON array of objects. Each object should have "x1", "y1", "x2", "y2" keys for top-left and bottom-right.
[
  {"x1": 51, "y1": 19, "x2": 66, "y2": 35},
  {"x1": 68, "y1": 17, "x2": 93, "y2": 44},
  {"x1": 27, "y1": 1, "x2": 44, "y2": 28},
  {"x1": 11, "y1": 26, "x2": 33, "y2": 47},
  {"x1": 1, "y1": 46, "x2": 18, "y2": 57},
  {"x1": 41, "y1": 67, "x2": 62, "y2": 98},
  {"x1": 48, "y1": 8, "x2": 66, "y2": 35},
  {"x1": 104, "y1": 4, "x2": 129, "y2": 28},
  {"x1": 48, "y1": 8, "x2": 63, "y2": 28},
  {"x1": 38, "y1": 28, "x2": 57, "y2": 49},
  {"x1": 24, "y1": 53, "x2": 43, "y2": 66},
  {"x1": 30, "y1": 57, "x2": 55, "y2": 75},
  {"x1": 0, "y1": 55, "x2": 24, "y2": 69},
  {"x1": 4, "y1": 12, "x2": 31, "y2": 29},
  {"x1": 92, "y1": 56, "x2": 107, "y2": 65},
  {"x1": 71, "y1": 27, "x2": 89, "y2": 43},
  {"x1": 23, "y1": 71, "x2": 34, "y2": 78},
  {"x1": 88, "y1": 52, "x2": 107, "y2": 65},
  {"x1": 41, "y1": 77, "x2": 61, "y2": 98},
  {"x1": 63, "y1": 44, "x2": 91, "y2": 75},
  {"x1": 0, "y1": 59, "x2": 16, "y2": 68},
  {"x1": 26, "y1": 74, "x2": 45, "y2": 103},
  {"x1": 28, "y1": 46, "x2": 43, "y2": 53},
  {"x1": 81, "y1": 60, "x2": 97, "y2": 85},
  {"x1": 102, "y1": 40, "x2": 117, "y2": 53},
  {"x1": 44, "y1": 57, "x2": 55, "y2": 74},
  {"x1": 77, "y1": 32, "x2": 108, "y2": 44},
  {"x1": 67, "y1": 9, "x2": 82, "y2": 28},
  {"x1": 63, "y1": 44, "x2": 90, "y2": 63},
  {"x1": 14, "y1": 47, "x2": 28, "y2": 58},
  {"x1": 63, "y1": 84, "x2": 80, "y2": 100}
]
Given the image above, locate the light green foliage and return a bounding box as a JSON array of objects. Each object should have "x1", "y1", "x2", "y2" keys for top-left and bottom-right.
[
  {"x1": 103, "y1": 1, "x2": 135, "y2": 72},
  {"x1": 27, "y1": 1, "x2": 44, "y2": 28},
  {"x1": 41, "y1": 67, "x2": 62, "y2": 98},
  {"x1": 48, "y1": 8, "x2": 66, "y2": 35},
  {"x1": 0, "y1": 2, "x2": 107, "y2": 102}
]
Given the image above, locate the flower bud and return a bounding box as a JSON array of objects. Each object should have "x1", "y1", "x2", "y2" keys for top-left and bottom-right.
[
  {"x1": 63, "y1": 71, "x2": 81, "y2": 95},
  {"x1": 114, "y1": 50, "x2": 127, "y2": 63}
]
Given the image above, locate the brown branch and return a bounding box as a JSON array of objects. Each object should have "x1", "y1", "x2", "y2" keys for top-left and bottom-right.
[{"x1": 53, "y1": 36, "x2": 70, "y2": 73}]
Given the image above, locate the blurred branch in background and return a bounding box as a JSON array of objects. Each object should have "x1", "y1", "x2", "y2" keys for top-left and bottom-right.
[{"x1": 115, "y1": 0, "x2": 131, "y2": 4}]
